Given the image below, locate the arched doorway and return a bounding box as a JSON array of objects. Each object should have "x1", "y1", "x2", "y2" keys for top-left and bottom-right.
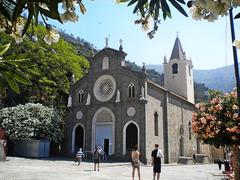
[
  {"x1": 92, "y1": 107, "x2": 115, "y2": 155},
  {"x1": 126, "y1": 123, "x2": 138, "y2": 152},
  {"x1": 123, "y1": 121, "x2": 140, "y2": 155},
  {"x1": 72, "y1": 124, "x2": 84, "y2": 153}
]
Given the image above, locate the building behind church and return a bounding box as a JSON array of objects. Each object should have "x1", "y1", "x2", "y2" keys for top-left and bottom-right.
[{"x1": 64, "y1": 37, "x2": 211, "y2": 163}]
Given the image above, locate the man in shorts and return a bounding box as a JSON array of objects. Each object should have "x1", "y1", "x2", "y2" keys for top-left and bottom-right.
[{"x1": 151, "y1": 144, "x2": 163, "y2": 180}]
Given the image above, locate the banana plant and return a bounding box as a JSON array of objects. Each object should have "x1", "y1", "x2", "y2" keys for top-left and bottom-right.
[{"x1": 0, "y1": 43, "x2": 31, "y2": 94}]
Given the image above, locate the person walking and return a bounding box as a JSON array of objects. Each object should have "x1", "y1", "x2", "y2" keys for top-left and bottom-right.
[
  {"x1": 75, "y1": 148, "x2": 85, "y2": 166},
  {"x1": 93, "y1": 145, "x2": 101, "y2": 171},
  {"x1": 217, "y1": 157, "x2": 223, "y2": 170},
  {"x1": 131, "y1": 145, "x2": 141, "y2": 180},
  {"x1": 151, "y1": 144, "x2": 163, "y2": 180}
]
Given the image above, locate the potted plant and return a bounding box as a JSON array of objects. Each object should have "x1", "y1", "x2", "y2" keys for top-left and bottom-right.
[
  {"x1": 192, "y1": 89, "x2": 240, "y2": 179},
  {"x1": 0, "y1": 103, "x2": 64, "y2": 158}
]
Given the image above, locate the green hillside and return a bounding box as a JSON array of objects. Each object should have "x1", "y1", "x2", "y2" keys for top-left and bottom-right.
[{"x1": 0, "y1": 26, "x2": 90, "y2": 108}]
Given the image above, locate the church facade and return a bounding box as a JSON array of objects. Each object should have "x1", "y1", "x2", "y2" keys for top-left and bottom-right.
[{"x1": 64, "y1": 37, "x2": 210, "y2": 163}]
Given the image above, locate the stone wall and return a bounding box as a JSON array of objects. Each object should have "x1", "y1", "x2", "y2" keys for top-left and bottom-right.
[
  {"x1": 145, "y1": 82, "x2": 165, "y2": 164},
  {"x1": 167, "y1": 93, "x2": 198, "y2": 163}
]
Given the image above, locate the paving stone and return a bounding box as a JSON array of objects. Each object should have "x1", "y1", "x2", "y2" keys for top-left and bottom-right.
[{"x1": 0, "y1": 157, "x2": 225, "y2": 180}]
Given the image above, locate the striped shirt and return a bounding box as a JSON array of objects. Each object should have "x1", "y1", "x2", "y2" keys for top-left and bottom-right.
[{"x1": 76, "y1": 150, "x2": 85, "y2": 158}]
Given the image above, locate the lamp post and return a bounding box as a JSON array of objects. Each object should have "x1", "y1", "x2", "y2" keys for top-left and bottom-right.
[
  {"x1": 229, "y1": 8, "x2": 240, "y2": 108},
  {"x1": 229, "y1": 7, "x2": 240, "y2": 180}
]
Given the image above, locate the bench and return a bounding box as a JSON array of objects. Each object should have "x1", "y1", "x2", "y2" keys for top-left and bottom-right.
[
  {"x1": 177, "y1": 156, "x2": 195, "y2": 165},
  {"x1": 195, "y1": 154, "x2": 210, "y2": 164}
]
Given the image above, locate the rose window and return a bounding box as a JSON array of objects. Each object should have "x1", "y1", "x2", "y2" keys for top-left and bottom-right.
[
  {"x1": 93, "y1": 75, "x2": 116, "y2": 102},
  {"x1": 98, "y1": 80, "x2": 113, "y2": 97}
]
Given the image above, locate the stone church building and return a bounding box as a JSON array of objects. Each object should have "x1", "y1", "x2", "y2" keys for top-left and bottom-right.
[{"x1": 64, "y1": 37, "x2": 210, "y2": 163}]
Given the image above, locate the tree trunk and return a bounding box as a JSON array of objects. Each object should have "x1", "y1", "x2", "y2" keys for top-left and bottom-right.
[{"x1": 233, "y1": 147, "x2": 240, "y2": 180}]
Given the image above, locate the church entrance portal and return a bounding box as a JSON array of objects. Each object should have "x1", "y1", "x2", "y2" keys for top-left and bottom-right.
[
  {"x1": 104, "y1": 139, "x2": 109, "y2": 155},
  {"x1": 92, "y1": 107, "x2": 115, "y2": 155},
  {"x1": 95, "y1": 125, "x2": 112, "y2": 154},
  {"x1": 126, "y1": 123, "x2": 138, "y2": 153},
  {"x1": 73, "y1": 124, "x2": 84, "y2": 153}
]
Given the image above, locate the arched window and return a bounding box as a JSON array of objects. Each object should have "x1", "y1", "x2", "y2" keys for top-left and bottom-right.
[
  {"x1": 102, "y1": 57, "x2": 109, "y2": 70},
  {"x1": 78, "y1": 90, "x2": 84, "y2": 103},
  {"x1": 172, "y1": 63, "x2": 178, "y2": 74},
  {"x1": 188, "y1": 121, "x2": 192, "y2": 140},
  {"x1": 128, "y1": 83, "x2": 135, "y2": 98},
  {"x1": 154, "y1": 112, "x2": 159, "y2": 136},
  {"x1": 188, "y1": 64, "x2": 191, "y2": 76}
]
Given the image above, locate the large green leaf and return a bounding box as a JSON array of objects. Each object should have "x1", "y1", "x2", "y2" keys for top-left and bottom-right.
[
  {"x1": 12, "y1": 70, "x2": 32, "y2": 85},
  {"x1": 118, "y1": 0, "x2": 130, "y2": 2},
  {"x1": 12, "y1": 0, "x2": 27, "y2": 22},
  {"x1": 149, "y1": 0, "x2": 157, "y2": 13},
  {"x1": 33, "y1": 3, "x2": 39, "y2": 25},
  {"x1": 0, "y1": 43, "x2": 11, "y2": 55},
  {"x1": 161, "y1": 0, "x2": 171, "y2": 20},
  {"x1": 45, "y1": 2, "x2": 63, "y2": 23},
  {"x1": 22, "y1": 2, "x2": 34, "y2": 37},
  {"x1": 133, "y1": 0, "x2": 148, "y2": 13},
  {"x1": 2, "y1": 54, "x2": 29, "y2": 61},
  {"x1": 128, "y1": 0, "x2": 138, "y2": 6},
  {"x1": 0, "y1": 3, "x2": 12, "y2": 20},
  {"x1": 38, "y1": 4, "x2": 62, "y2": 23},
  {"x1": 28, "y1": 0, "x2": 62, "y2": 2},
  {"x1": 234, "y1": 12, "x2": 240, "y2": 19},
  {"x1": 3, "y1": 71, "x2": 20, "y2": 94},
  {"x1": 0, "y1": 63, "x2": 10, "y2": 71},
  {"x1": 175, "y1": 0, "x2": 186, "y2": 4},
  {"x1": 168, "y1": 0, "x2": 188, "y2": 17},
  {"x1": 154, "y1": 2, "x2": 160, "y2": 20}
]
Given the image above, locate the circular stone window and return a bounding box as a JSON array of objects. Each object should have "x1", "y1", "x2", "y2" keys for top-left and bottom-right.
[
  {"x1": 76, "y1": 111, "x2": 83, "y2": 120},
  {"x1": 127, "y1": 107, "x2": 136, "y2": 117},
  {"x1": 93, "y1": 75, "x2": 116, "y2": 102}
]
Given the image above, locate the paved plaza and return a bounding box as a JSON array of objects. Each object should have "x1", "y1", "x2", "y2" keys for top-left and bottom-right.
[{"x1": 0, "y1": 157, "x2": 228, "y2": 180}]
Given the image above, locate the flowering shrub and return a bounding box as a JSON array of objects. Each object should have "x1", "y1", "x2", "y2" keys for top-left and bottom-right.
[
  {"x1": 0, "y1": 103, "x2": 64, "y2": 143},
  {"x1": 192, "y1": 89, "x2": 240, "y2": 147},
  {"x1": 189, "y1": 0, "x2": 240, "y2": 22}
]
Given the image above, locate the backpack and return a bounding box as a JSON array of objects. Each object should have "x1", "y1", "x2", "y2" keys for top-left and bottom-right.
[{"x1": 156, "y1": 149, "x2": 163, "y2": 158}]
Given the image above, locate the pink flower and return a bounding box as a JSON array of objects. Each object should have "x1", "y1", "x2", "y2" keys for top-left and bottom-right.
[
  {"x1": 231, "y1": 136, "x2": 237, "y2": 140},
  {"x1": 210, "y1": 97, "x2": 221, "y2": 104},
  {"x1": 206, "y1": 114, "x2": 217, "y2": 121},
  {"x1": 224, "y1": 93, "x2": 230, "y2": 98},
  {"x1": 200, "y1": 105, "x2": 206, "y2": 112},
  {"x1": 195, "y1": 103, "x2": 200, "y2": 109},
  {"x1": 192, "y1": 113, "x2": 198, "y2": 121},
  {"x1": 233, "y1": 113, "x2": 238, "y2": 119},
  {"x1": 200, "y1": 117, "x2": 207, "y2": 124},
  {"x1": 230, "y1": 90, "x2": 237, "y2": 98},
  {"x1": 232, "y1": 104, "x2": 238, "y2": 110},
  {"x1": 214, "y1": 129, "x2": 220, "y2": 134},
  {"x1": 226, "y1": 126, "x2": 240, "y2": 133},
  {"x1": 215, "y1": 104, "x2": 223, "y2": 111}
]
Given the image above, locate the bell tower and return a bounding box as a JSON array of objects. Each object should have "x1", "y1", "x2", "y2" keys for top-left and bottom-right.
[{"x1": 164, "y1": 36, "x2": 194, "y2": 104}]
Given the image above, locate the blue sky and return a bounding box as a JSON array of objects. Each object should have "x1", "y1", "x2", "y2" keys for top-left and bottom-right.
[{"x1": 50, "y1": 0, "x2": 240, "y2": 70}]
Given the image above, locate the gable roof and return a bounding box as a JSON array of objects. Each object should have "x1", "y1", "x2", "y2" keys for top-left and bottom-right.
[
  {"x1": 147, "y1": 79, "x2": 194, "y2": 105},
  {"x1": 170, "y1": 37, "x2": 185, "y2": 61},
  {"x1": 93, "y1": 47, "x2": 127, "y2": 59}
]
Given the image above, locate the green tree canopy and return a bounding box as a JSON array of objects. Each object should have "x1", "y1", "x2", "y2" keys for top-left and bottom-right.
[{"x1": 0, "y1": 25, "x2": 89, "y2": 108}]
